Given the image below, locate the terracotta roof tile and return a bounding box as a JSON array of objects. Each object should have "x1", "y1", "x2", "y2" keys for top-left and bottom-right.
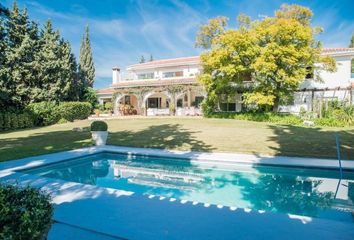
[
  {"x1": 128, "y1": 56, "x2": 200, "y2": 69},
  {"x1": 322, "y1": 48, "x2": 354, "y2": 53},
  {"x1": 96, "y1": 88, "x2": 114, "y2": 94},
  {"x1": 126, "y1": 48, "x2": 354, "y2": 69}
]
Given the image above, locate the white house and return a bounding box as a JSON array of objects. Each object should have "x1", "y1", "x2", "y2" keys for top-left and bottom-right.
[{"x1": 97, "y1": 48, "x2": 354, "y2": 116}]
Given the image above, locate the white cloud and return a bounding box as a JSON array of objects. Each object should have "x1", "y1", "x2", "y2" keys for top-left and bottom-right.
[
  {"x1": 7, "y1": 0, "x2": 353, "y2": 88},
  {"x1": 14, "y1": 0, "x2": 203, "y2": 84}
]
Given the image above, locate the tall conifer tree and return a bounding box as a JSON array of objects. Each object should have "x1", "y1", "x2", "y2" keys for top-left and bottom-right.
[
  {"x1": 5, "y1": 3, "x2": 38, "y2": 107},
  {"x1": 0, "y1": 17, "x2": 8, "y2": 108},
  {"x1": 79, "y1": 25, "x2": 95, "y2": 87},
  {"x1": 59, "y1": 38, "x2": 78, "y2": 101},
  {"x1": 139, "y1": 55, "x2": 145, "y2": 63},
  {"x1": 0, "y1": 1, "x2": 92, "y2": 108},
  {"x1": 36, "y1": 20, "x2": 72, "y2": 102}
]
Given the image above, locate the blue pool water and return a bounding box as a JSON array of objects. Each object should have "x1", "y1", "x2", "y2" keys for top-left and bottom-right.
[{"x1": 22, "y1": 152, "x2": 354, "y2": 222}]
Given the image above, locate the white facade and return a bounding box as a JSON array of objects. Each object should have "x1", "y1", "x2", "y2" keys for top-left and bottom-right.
[
  {"x1": 280, "y1": 49, "x2": 354, "y2": 113},
  {"x1": 97, "y1": 48, "x2": 354, "y2": 115},
  {"x1": 122, "y1": 56, "x2": 201, "y2": 81}
]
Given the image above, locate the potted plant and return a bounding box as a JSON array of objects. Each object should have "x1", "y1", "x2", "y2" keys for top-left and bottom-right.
[
  {"x1": 94, "y1": 109, "x2": 101, "y2": 117},
  {"x1": 104, "y1": 102, "x2": 113, "y2": 116},
  {"x1": 90, "y1": 121, "x2": 108, "y2": 146}
]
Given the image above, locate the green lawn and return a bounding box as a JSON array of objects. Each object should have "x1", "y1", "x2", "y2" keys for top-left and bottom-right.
[{"x1": 0, "y1": 117, "x2": 353, "y2": 162}]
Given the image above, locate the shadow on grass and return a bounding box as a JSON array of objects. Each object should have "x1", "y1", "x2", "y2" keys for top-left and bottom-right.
[
  {"x1": 108, "y1": 124, "x2": 215, "y2": 152},
  {"x1": 0, "y1": 130, "x2": 92, "y2": 162},
  {"x1": 267, "y1": 125, "x2": 354, "y2": 159}
]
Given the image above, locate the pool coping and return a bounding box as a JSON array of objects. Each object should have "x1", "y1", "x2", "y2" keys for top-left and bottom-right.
[
  {"x1": 1, "y1": 145, "x2": 354, "y2": 174},
  {"x1": 1, "y1": 146, "x2": 354, "y2": 239}
]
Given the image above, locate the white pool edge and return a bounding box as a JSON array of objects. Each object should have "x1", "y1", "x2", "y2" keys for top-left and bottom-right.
[
  {"x1": 1, "y1": 146, "x2": 354, "y2": 240},
  {"x1": 1, "y1": 145, "x2": 353, "y2": 175}
]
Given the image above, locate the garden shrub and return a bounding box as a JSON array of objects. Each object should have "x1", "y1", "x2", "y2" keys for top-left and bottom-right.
[
  {"x1": 90, "y1": 120, "x2": 108, "y2": 131},
  {"x1": 104, "y1": 102, "x2": 113, "y2": 111},
  {"x1": 0, "y1": 112, "x2": 36, "y2": 132},
  {"x1": 1, "y1": 101, "x2": 92, "y2": 132},
  {"x1": 27, "y1": 101, "x2": 60, "y2": 126},
  {"x1": 332, "y1": 107, "x2": 354, "y2": 125},
  {"x1": 208, "y1": 112, "x2": 303, "y2": 125},
  {"x1": 314, "y1": 118, "x2": 345, "y2": 127},
  {"x1": 0, "y1": 184, "x2": 53, "y2": 240},
  {"x1": 58, "y1": 102, "x2": 92, "y2": 122}
]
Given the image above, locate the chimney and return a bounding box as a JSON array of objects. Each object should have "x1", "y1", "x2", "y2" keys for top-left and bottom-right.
[{"x1": 112, "y1": 67, "x2": 121, "y2": 84}]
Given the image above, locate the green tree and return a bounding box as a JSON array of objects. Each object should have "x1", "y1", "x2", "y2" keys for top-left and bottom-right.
[
  {"x1": 197, "y1": 4, "x2": 336, "y2": 113},
  {"x1": 82, "y1": 87, "x2": 98, "y2": 108},
  {"x1": 59, "y1": 39, "x2": 78, "y2": 101},
  {"x1": 63, "y1": 41, "x2": 80, "y2": 101},
  {"x1": 195, "y1": 16, "x2": 228, "y2": 49},
  {"x1": 4, "y1": 3, "x2": 38, "y2": 107},
  {"x1": 350, "y1": 33, "x2": 354, "y2": 77},
  {"x1": 79, "y1": 25, "x2": 95, "y2": 87},
  {"x1": 149, "y1": 54, "x2": 153, "y2": 62},
  {"x1": 139, "y1": 55, "x2": 145, "y2": 63},
  {"x1": 34, "y1": 20, "x2": 66, "y2": 102},
  {"x1": 349, "y1": 33, "x2": 354, "y2": 48},
  {"x1": 0, "y1": 17, "x2": 8, "y2": 108},
  {"x1": 0, "y1": 1, "x2": 81, "y2": 109},
  {"x1": 0, "y1": 3, "x2": 9, "y2": 18}
]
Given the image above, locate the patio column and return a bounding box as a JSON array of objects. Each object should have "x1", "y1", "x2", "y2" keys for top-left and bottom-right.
[
  {"x1": 114, "y1": 94, "x2": 122, "y2": 115},
  {"x1": 187, "y1": 89, "x2": 191, "y2": 107}
]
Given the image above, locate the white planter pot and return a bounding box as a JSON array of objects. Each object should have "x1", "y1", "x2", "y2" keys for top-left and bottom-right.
[{"x1": 91, "y1": 131, "x2": 108, "y2": 146}]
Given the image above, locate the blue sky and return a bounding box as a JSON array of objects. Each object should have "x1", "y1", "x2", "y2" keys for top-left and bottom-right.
[{"x1": 3, "y1": 0, "x2": 354, "y2": 89}]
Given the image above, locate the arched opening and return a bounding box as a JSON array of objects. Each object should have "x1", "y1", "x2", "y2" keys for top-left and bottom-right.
[
  {"x1": 175, "y1": 90, "x2": 204, "y2": 116},
  {"x1": 116, "y1": 94, "x2": 138, "y2": 116},
  {"x1": 144, "y1": 92, "x2": 171, "y2": 116}
]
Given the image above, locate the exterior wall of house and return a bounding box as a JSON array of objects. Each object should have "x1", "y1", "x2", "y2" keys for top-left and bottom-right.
[
  {"x1": 281, "y1": 53, "x2": 354, "y2": 113},
  {"x1": 97, "y1": 49, "x2": 354, "y2": 116},
  {"x1": 300, "y1": 55, "x2": 353, "y2": 89},
  {"x1": 124, "y1": 64, "x2": 200, "y2": 81}
]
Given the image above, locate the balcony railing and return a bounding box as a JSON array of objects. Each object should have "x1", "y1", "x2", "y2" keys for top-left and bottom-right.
[{"x1": 121, "y1": 72, "x2": 198, "y2": 81}]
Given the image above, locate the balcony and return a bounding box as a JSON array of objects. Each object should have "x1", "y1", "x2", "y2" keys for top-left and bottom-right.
[{"x1": 122, "y1": 72, "x2": 198, "y2": 82}]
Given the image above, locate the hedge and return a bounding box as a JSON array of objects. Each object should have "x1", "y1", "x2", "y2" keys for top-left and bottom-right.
[
  {"x1": 27, "y1": 101, "x2": 60, "y2": 126},
  {"x1": 0, "y1": 112, "x2": 36, "y2": 131},
  {"x1": 58, "y1": 102, "x2": 92, "y2": 122},
  {"x1": 208, "y1": 111, "x2": 354, "y2": 127},
  {"x1": 0, "y1": 184, "x2": 53, "y2": 240},
  {"x1": 26, "y1": 101, "x2": 92, "y2": 125},
  {"x1": 1, "y1": 101, "x2": 93, "y2": 132},
  {"x1": 208, "y1": 112, "x2": 303, "y2": 125}
]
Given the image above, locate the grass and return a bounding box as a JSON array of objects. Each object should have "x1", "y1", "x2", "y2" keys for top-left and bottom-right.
[{"x1": 0, "y1": 117, "x2": 353, "y2": 162}]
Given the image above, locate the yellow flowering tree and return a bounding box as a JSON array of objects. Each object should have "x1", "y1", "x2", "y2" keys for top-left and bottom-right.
[{"x1": 196, "y1": 4, "x2": 336, "y2": 113}]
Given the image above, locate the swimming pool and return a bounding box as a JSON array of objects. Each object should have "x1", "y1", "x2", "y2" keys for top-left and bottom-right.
[{"x1": 21, "y1": 152, "x2": 354, "y2": 223}]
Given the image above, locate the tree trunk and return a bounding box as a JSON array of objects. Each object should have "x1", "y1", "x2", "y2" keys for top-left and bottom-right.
[{"x1": 272, "y1": 96, "x2": 279, "y2": 112}]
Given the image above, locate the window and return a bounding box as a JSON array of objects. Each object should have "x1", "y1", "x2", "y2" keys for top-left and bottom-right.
[
  {"x1": 124, "y1": 96, "x2": 131, "y2": 105},
  {"x1": 148, "y1": 98, "x2": 158, "y2": 108},
  {"x1": 305, "y1": 67, "x2": 314, "y2": 79},
  {"x1": 220, "y1": 102, "x2": 236, "y2": 112},
  {"x1": 351, "y1": 58, "x2": 354, "y2": 78},
  {"x1": 137, "y1": 73, "x2": 154, "y2": 79},
  {"x1": 163, "y1": 71, "x2": 183, "y2": 78},
  {"x1": 194, "y1": 96, "x2": 204, "y2": 107},
  {"x1": 177, "y1": 99, "x2": 183, "y2": 107}
]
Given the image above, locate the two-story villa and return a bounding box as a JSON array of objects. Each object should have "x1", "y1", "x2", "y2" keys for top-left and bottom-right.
[{"x1": 97, "y1": 48, "x2": 354, "y2": 116}]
